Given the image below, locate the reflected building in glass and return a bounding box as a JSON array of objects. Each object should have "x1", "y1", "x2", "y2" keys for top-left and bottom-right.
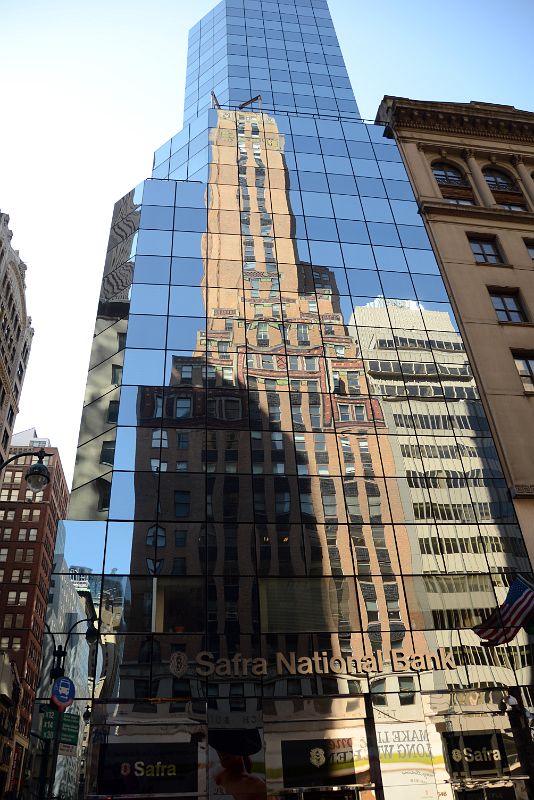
[{"x1": 54, "y1": 1, "x2": 534, "y2": 799}]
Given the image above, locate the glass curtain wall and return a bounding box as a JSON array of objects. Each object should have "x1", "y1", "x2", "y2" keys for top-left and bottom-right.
[{"x1": 46, "y1": 1, "x2": 534, "y2": 799}]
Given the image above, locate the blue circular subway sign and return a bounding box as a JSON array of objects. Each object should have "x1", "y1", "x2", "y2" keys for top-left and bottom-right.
[{"x1": 51, "y1": 676, "x2": 75, "y2": 712}]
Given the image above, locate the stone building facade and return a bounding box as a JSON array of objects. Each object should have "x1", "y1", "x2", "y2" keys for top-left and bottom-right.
[{"x1": 376, "y1": 97, "x2": 534, "y2": 561}]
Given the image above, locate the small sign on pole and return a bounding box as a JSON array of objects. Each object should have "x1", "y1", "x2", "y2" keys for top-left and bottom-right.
[
  {"x1": 41, "y1": 710, "x2": 58, "y2": 740},
  {"x1": 60, "y1": 713, "x2": 80, "y2": 746},
  {"x1": 51, "y1": 676, "x2": 75, "y2": 712}
]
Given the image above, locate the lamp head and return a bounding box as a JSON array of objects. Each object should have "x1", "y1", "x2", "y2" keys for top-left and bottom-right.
[
  {"x1": 85, "y1": 621, "x2": 99, "y2": 646},
  {"x1": 25, "y1": 451, "x2": 50, "y2": 493}
]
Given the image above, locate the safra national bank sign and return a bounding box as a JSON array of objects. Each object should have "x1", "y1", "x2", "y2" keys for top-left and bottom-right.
[{"x1": 170, "y1": 648, "x2": 455, "y2": 679}]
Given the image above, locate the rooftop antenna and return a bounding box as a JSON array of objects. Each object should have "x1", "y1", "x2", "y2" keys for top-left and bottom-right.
[{"x1": 211, "y1": 90, "x2": 221, "y2": 109}]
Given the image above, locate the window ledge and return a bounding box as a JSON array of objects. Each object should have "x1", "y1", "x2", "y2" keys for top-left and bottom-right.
[
  {"x1": 419, "y1": 197, "x2": 534, "y2": 222},
  {"x1": 498, "y1": 320, "x2": 534, "y2": 327},
  {"x1": 474, "y1": 261, "x2": 513, "y2": 268}
]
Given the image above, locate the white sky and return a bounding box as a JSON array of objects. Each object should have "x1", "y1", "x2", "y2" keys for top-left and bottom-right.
[{"x1": 1, "y1": 0, "x2": 532, "y2": 485}]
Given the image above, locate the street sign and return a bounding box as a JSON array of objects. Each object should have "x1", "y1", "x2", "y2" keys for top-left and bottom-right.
[
  {"x1": 41, "y1": 709, "x2": 58, "y2": 740},
  {"x1": 60, "y1": 713, "x2": 80, "y2": 746},
  {"x1": 51, "y1": 676, "x2": 75, "y2": 712},
  {"x1": 40, "y1": 709, "x2": 80, "y2": 757}
]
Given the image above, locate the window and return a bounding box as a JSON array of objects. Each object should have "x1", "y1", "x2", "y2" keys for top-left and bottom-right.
[
  {"x1": 431, "y1": 161, "x2": 475, "y2": 204},
  {"x1": 146, "y1": 558, "x2": 163, "y2": 575},
  {"x1": 177, "y1": 432, "x2": 189, "y2": 449},
  {"x1": 526, "y1": 242, "x2": 534, "y2": 261},
  {"x1": 222, "y1": 367, "x2": 234, "y2": 385},
  {"x1": 257, "y1": 322, "x2": 269, "y2": 345},
  {"x1": 180, "y1": 365, "x2": 193, "y2": 384},
  {"x1": 175, "y1": 397, "x2": 192, "y2": 418},
  {"x1": 432, "y1": 162, "x2": 467, "y2": 187},
  {"x1": 275, "y1": 491, "x2": 291, "y2": 514},
  {"x1": 288, "y1": 356, "x2": 299, "y2": 371},
  {"x1": 150, "y1": 459, "x2": 167, "y2": 473},
  {"x1": 203, "y1": 365, "x2": 216, "y2": 386},
  {"x1": 107, "y1": 401, "x2": 119, "y2": 423},
  {"x1": 514, "y1": 353, "x2": 534, "y2": 392},
  {"x1": 111, "y1": 364, "x2": 123, "y2": 384},
  {"x1": 338, "y1": 404, "x2": 350, "y2": 422},
  {"x1": 271, "y1": 432, "x2": 283, "y2": 450},
  {"x1": 490, "y1": 291, "x2": 526, "y2": 323},
  {"x1": 483, "y1": 168, "x2": 516, "y2": 192},
  {"x1": 153, "y1": 395, "x2": 163, "y2": 418},
  {"x1": 174, "y1": 530, "x2": 187, "y2": 547},
  {"x1": 172, "y1": 557, "x2": 186, "y2": 575},
  {"x1": 297, "y1": 324, "x2": 309, "y2": 344},
  {"x1": 99, "y1": 441, "x2": 115, "y2": 465},
  {"x1": 174, "y1": 491, "x2": 191, "y2": 518},
  {"x1": 499, "y1": 202, "x2": 527, "y2": 212},
  {"x1": 468, "y1": 237, "x2": 502, "y2": 264},
  {"x1": 355, "y1": 404, "x2": 367, "y2": 422},
  {"x1": 152, "y1": 429, "x2": 168, "y2": 448},
  {"x1": 176, "y1": 461, "x2": 188, "y2": 472}
]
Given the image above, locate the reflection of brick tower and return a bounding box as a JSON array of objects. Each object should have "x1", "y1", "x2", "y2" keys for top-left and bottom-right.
[{"x1": 123, "y1": 110, "x2": 421, "y2": 709}]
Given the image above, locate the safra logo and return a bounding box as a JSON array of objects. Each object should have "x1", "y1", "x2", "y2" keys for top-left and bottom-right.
[
  {"x1": 452, "y1": 747, "x2": 501, "y2": 763},
  {"x1": 310, "y1": 747, "x2": 326, "y2": 768},
  {"x1": 120, "y1": 760, "x2": 178, "y2": 777},
  {"x1": 169, "y1": 652, "x2": 188, "y2": 679}
]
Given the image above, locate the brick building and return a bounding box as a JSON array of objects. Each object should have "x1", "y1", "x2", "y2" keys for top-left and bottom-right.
[{"x1": 0, "y1": 430, "x2": 69, "y2": 794}]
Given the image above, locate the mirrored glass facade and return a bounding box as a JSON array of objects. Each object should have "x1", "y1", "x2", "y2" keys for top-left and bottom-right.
[{"x1": 53, "y1": 2, "x2": 534, "y2": 799}]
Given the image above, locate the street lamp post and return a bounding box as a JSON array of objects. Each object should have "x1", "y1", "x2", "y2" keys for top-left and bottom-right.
[
  {"x1": 0, "y1": 448, "x2": 51, "y2": 491},
  {"x1": 38, "y1": 618, "x2": 99, "y2": 800}
]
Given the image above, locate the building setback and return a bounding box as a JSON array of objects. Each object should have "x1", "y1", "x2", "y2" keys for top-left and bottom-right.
[
  {"x1": 375, "y1": 97, "x2": 534, "y2": 566},
  {"x1": 57, "y1": 1, "x2": 534, "y2": 800},
  {"x1": 0, "y1": 431, "x2": 69, "y2": 795}
]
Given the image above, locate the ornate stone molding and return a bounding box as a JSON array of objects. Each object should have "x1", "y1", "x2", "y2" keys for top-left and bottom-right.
[{"x1": 376, "y1": 97, "x2": 534, "y2": 145}]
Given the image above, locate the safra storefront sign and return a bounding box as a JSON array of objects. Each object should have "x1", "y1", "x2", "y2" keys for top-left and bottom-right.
[{"x1": 170, "y1": 648, "x2": 455, "y2": 679}]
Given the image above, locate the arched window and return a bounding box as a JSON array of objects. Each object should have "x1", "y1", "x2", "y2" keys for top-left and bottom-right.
[
  {"x1": 431, "y1": 161, "x2": 475, "y2": 205},
  {"x1": 432, "y1": 162, "x2": 466, "y2": 186},
  {"x1": 483, "y1": 168, "x2": 516, "y2": 192},
  {"x1": 483, "y1": 167, "x2": 526, "y2": 210}
]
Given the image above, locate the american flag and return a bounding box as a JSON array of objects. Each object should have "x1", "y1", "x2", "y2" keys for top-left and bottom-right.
[{"x1": 473, "y1": 576, "x2": 534, "y2": 645}]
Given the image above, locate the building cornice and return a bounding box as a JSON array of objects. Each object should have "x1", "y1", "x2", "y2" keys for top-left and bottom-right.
[{"x1": 376, "y1": 96, "x2": 534, "y2": 145}]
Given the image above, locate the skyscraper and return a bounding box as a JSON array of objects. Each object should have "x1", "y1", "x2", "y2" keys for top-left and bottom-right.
[
  {"x1": 0, "y1": 212, "x2": 33, "y2": 464},
  {"x1": 54, "y1": 2, "x2": 534, "y2": 799}
]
